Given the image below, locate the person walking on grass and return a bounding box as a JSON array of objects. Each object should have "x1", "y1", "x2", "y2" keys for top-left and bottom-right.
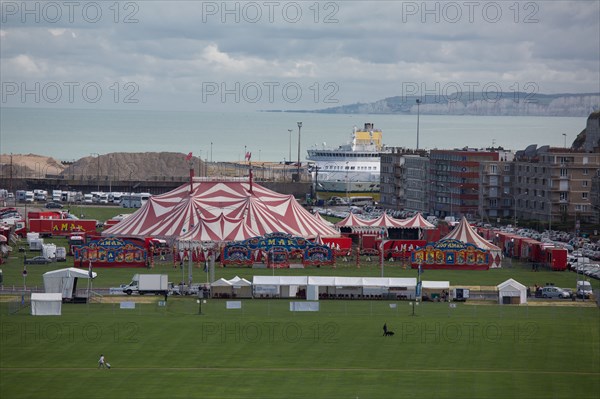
[{"x1": 98, "y1": 354, "x2": 106, "y2": 369}]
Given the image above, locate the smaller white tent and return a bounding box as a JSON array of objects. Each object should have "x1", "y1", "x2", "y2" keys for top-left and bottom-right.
[
  {"x1": 228, "y1": 276, "x2": 253, "y2": 298},
  {"x1": 211, "y1": 278, "x2": 233, "y2": 298},
  {"x1": 31, "y1": 293, "x2": 63, "y2": 316},
  {"x1": 43, "y1": 267, "x2": 97, "y2": 300},
  {"x1": 497, "y1": 278, "x2": 527, "y2": 305}
]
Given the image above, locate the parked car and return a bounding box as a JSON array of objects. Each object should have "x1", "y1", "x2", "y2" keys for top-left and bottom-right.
[
  {"x1": 45, "y1": 202, "x2": 63, "y2": 209},
  {"x1": 541, "y1": 286, "x2": 571, "y2": 299},
  {"x1": 576, "y1": 281, "x2": 593, "y2": 298},
  {"x1": 24, "y1": 256, "x2": 52, "y2": 265}
]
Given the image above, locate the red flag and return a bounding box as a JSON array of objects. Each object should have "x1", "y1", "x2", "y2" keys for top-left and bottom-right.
[
  {"x1": 245, "y1": 152, "x2": 251, "y2": 161},
  {"x1": 185, "y1": 152, "x2": 193, "y2": 161}
]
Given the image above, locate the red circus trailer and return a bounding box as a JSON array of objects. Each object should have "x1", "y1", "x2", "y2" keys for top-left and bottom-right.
[
  {"x1": 520, "y1": 238, "x2": 540, "y2": 261},
  {"x1": 545, "y1": 247, "x2": 568, "y2": 271},
  {"x1": 25, "y1": 219, "x2": 97, "y2": 237},
  {"x1": 27, "y1": 211, "x2": 62, "y2": 220}
]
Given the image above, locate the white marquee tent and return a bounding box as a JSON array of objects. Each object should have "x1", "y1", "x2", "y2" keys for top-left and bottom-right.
[
  {"x1": 31, "y1": 293, "x2": 63, "y2": 316},
  {"x1": 43, "y1": 267, "x2": 97, "y2": 300},
  {"x1": 497, "y1": 278, "x2": 527, "y2": 305}
]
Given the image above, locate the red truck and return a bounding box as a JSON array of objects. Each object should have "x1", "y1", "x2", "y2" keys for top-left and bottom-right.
[
  {"x1": 27, "y1": 211, "x2": 63, "y2": 220},
  {"x1": 17, "y1": 219, "x2": 97, "y2": 237}
]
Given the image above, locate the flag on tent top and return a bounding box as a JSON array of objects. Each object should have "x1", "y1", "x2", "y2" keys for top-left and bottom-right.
[{"x1": 185, "y1": 152, "x2": 193, "y2": 161}]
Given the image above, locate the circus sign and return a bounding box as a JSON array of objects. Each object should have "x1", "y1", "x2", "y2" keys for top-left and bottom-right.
[
  {"x1": 74, "y1": 237, "x2": 147, "y2": 268},
  {"x1": 222, "y1": 232, "x2": 334, "y2": 267},
  {"x1": 411, "y1": 239, "x2": 490, "y2": 270},
  {"x1": 245, "y1": 232, "x2": 310, "y2": 251}
]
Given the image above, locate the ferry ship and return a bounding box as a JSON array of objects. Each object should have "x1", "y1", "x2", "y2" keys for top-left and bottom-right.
[{"x1": 307, "y1": 123, "x2": 389, "y2": 193}]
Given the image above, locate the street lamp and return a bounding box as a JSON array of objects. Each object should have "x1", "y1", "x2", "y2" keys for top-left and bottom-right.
[
  {"x1": 416, "y1": 99, "x2": 421, "y2": 150},
  {"x1": 287, "y1": 129, "x2": 292, "y2": 167},
  {"x1": 297, "y1": 122, "x2": 302, "y2": 180},
  {"x1": 537, "y1": 195, "x2": 552, "y2": 232},
  {"x1": 345, "y1": 161, "x2": 350, "y2": 206},
  {"x1": 91, "y1": 153, "x2": 100, "y2": 191},
  {"x1": 562, "y1": 133, "x2": 567, "y2": 148},
  {"x1": 506, "y1": 191, "x2": 528, "y2": 227}
]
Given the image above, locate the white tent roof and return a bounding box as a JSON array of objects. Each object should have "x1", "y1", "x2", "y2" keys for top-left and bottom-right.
[
  {"x1": 252, "y1": 275, "x2": 419, "y2": 288},
  {"x1": 497, "y1": 278, "x2": 526, "y2": 291},
  {"x1": 43, "y1": 268, "x2": 97, "y2": 299},
  {"x1": 43, "y1": 267, "x2": 97, "y2": 279},
  {"x1": 31, "y1": 293, "x2": 63, "y2": 301},
  {"x1": 31, "y1": 293, "x2": 62, "y2": 316},
  {"x1": 253, "y1": 276, "x2": 309, "y2": 286},
  {"x1": 422, "y1": 281, "x2": 450, "y2": 289},
  {"x1": 211, "y1": 278, "x2": 232, "y2": 287},
  {"x1": 229, "y1": 276, "x2": 252, "y2": 287}
]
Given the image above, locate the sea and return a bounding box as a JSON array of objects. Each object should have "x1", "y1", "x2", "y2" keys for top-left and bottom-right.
[{"x1": 0, "y1": 107, "x2": 587, "y2": 162}]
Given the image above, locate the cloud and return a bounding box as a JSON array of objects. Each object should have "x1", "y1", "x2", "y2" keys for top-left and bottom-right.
[{"x1": 0, "y1": 0, "x2": 597, "y2": 110}]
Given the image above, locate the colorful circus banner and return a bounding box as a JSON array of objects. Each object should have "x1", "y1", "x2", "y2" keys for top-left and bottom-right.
[
  {"x1": 74, "y1": 237, "x2": 147, "y2": 268},
  {"x1": 222, "y1": 232, "x2": 334, "y2": 267},
  {"x1": 411, "y1": 239, "x2": 490, "y2": 270}
]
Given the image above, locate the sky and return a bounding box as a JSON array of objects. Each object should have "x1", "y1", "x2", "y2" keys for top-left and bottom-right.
[{"x1": 1, "y1": 0, "x2": 599, "y2": 111}]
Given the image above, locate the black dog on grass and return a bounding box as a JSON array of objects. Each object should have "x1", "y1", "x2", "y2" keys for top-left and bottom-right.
[{"x1": 383, "y1": 323, "x2": 394, "y2": 336}]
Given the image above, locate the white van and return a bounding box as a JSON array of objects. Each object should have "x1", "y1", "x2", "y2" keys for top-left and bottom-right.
[{"x1": 576, "y1": 281, "x2": 593, "y2": 299}]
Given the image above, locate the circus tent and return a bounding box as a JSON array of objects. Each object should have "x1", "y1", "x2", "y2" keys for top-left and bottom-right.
[
  {"x1": 178, "y1": 214, "x2": 260, "y2": 242},
  {"x1": 401, "y1": 213, "x2": 436, "y2": 229},
  {"x1": 366, "y1": 213, "x2": 407, "y2": 229},
  {"x1": 335, "y1": 213, "x2": 372, "y2": 230},
  {"x1": 102, "y1": 180, "x2": 340, "y2": 240},
  {"x1": 313, "y1": 210, "x2": 336, "y2": 227},
  {"x1": 442, "y1": 217, "x2": 503, "y2": 268}
]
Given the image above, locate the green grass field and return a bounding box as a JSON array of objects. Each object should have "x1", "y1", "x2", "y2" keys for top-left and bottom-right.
[
  {"x1": 2, "y1": 206, "x2": 599, "y2": 397},
  {"x1": 1, "y1": 299, "x2": 598, "y2": 398}
]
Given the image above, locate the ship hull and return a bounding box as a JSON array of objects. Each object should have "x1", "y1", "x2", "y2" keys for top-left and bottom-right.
[{"x1": 315, "y1": 180, "x2": 380, "y2": 193}]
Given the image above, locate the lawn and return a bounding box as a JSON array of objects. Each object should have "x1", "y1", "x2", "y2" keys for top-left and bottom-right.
[
  {"x1": 2, "y1": 206, "x2": 599, "y2": 397},
  {"x1": 1, "y1": 299, "x2": 598, "y2": 398}
]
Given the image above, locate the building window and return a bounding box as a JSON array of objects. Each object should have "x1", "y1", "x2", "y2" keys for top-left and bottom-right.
[
  {"x1": 582, "y1": 180, "x2": 588, "y2": 187},
  {"x1": 560, "y1": 169, "x2": 568, "y2": 177},
  {"x1": 582, "y1": 192, "x2": 588, "y2": 199},
  {"x1": 560, "y1": 192, "x2": 568, "y2": 201},
  {"x1": 583, "y1": 168, "x2": 588, "y2": 175}
]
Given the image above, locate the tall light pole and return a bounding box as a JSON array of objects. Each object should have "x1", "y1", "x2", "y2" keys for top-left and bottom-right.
[
  {"x1": 296, "y1": 122, "x2": 302, "y2": 180},
  {"x1": 416, "y1": 99, "x2": 421, "y2": 150},
  {"x1": 210, "y1": 142, "x2": 213, "y2": 163},
  {"x1": 538, "y1": 195, "x2": 552, "y2": 232},
  {"x1": 345, "y1": 161, "x2": 350, "y2": 206},
  {"x1": 91, "y1": 153, "x2": 100, "y2": 191},
  {"x1": 506, "y1": 191, "x2": 528, "y2": 227},
  {"x1": 562, "y1": 133, "x2": 567, "y2": 148},
  {"x1": 287, "y1": 129, "x2": 292, "y2": 167}
]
